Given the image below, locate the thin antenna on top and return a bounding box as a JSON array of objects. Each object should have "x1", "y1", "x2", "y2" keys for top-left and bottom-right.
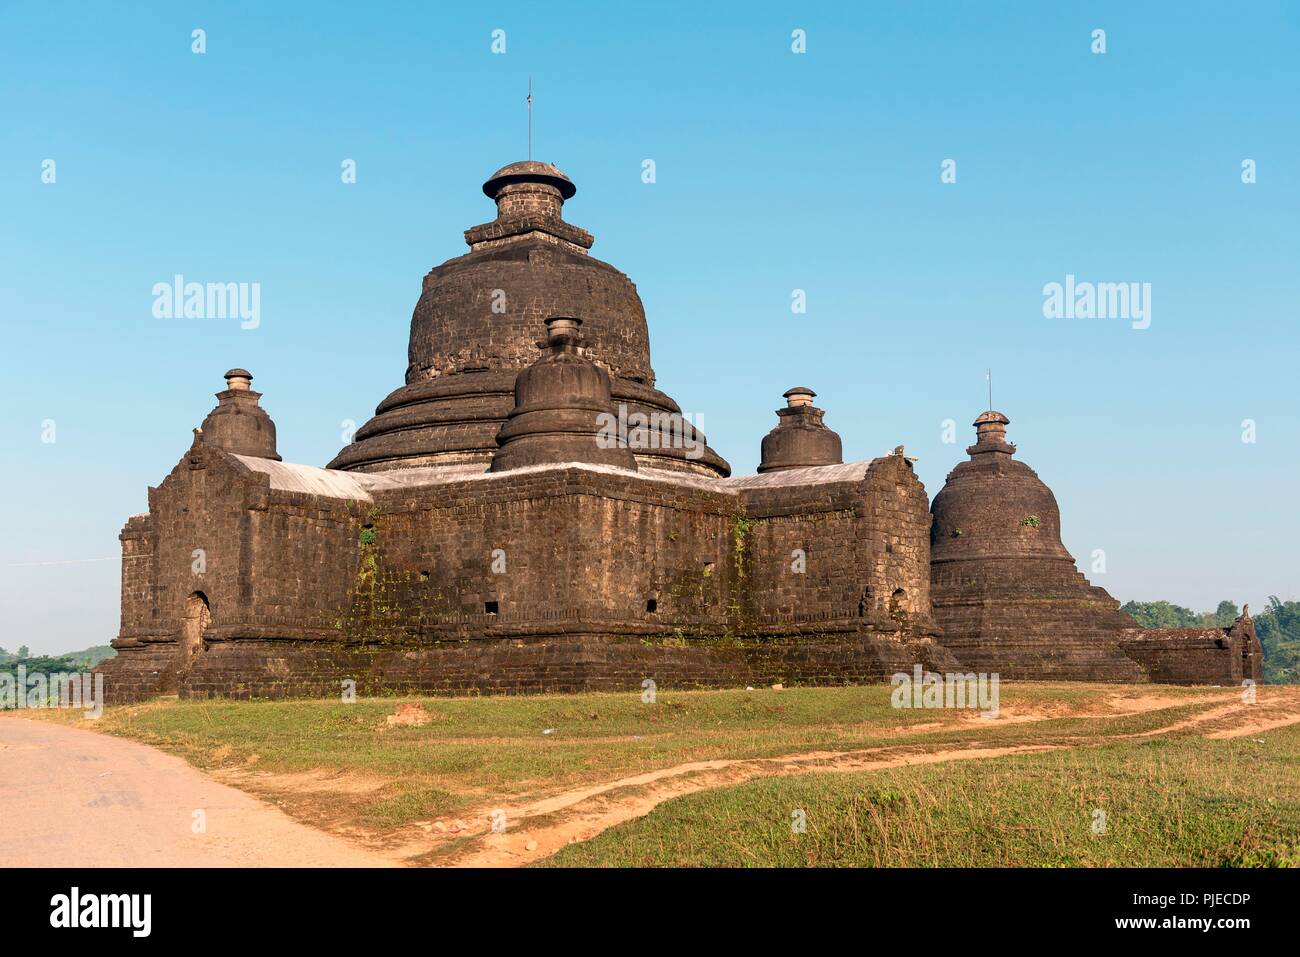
[
  {"x1": 527, "y1": 77, "x2": 532, "y2": 160},
  {"x1": 986, "y1": 369, "x2": 992, "y2": 411}
]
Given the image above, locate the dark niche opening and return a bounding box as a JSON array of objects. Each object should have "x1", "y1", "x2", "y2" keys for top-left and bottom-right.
[{"x1": 485, "y1": 601, "x2": 499, "y2": 615}]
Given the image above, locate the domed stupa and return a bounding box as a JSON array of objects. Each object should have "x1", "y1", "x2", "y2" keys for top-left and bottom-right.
[
  {"x1": 328, "y1": 161, "x2": 728, "y2": 477},
  {"x1": 198, "y1": 369, "x2": 280, "y2": 460},
  {"x1": 490, "y1": 317, "x2": 636, "y2": 473},
  {"x1": 929, "y1": 411, "x2": 1144, "y2": 680},
  {"x1": 756, "y1": 387, "x2": 843, "y2": 473}
]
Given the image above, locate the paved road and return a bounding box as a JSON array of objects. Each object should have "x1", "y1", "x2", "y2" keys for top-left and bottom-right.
[{"x1": 0, "y1": 717, "x2": 392, "y2": 867}]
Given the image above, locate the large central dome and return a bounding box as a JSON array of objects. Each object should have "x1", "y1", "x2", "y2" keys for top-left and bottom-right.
[
  {"x1": 407, "y1": 161, "x2": 654, "y2": 385},
  {"x1": 329, "y1": 161, "x2": 728, "y2": 476}
]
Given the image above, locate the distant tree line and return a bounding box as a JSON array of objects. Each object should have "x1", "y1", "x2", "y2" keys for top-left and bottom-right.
[
  {"x1": 0, "y1": 644, "x2": 115, "y2": 680},
  {"x1": 1121, "y1": 597, "x2": 1300, "y2": 684}
]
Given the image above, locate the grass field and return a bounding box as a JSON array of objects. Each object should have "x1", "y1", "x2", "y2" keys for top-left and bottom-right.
[
  {"x1": 23, "y1": 681, "x2": 1300, "y2": 867},
  {"x1": 542, "y1": 729, "x2": 1300, "y2": 867}
]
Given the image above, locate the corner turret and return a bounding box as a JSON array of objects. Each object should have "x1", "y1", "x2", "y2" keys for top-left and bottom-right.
[
  {"x1": 756, "y1": 387, "x2": 844, "y2": 473},
  {"x1": 198, "y1": 369, "x2": 280, "y2": 460}
]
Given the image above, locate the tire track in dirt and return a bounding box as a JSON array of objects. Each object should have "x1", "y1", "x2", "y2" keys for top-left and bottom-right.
[
  {"x1": 1130, "y1": 700, "x2": 1300, "y2": 739},
  {"x1": 420, "y1": 743, "x2": 1059, "y2": 868}
]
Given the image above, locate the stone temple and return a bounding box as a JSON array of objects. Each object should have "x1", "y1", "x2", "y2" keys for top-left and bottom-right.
[{"x1": 98, "y1": 161, "x2": 1262, "y2": 701}]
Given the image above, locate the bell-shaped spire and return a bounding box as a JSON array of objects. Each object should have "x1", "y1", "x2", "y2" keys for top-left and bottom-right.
[
  {"x1": 198, "y1": 369, "x2": 281, "y2": 460},
  {"x1": 756, "y1": 387, "x2": 844, "y2": 473},
  {"x1": 490, "y1": 318, "x2": 637, "y2": 473}
]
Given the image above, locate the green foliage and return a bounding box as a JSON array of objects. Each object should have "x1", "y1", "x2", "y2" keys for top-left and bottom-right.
[
  {"x1": 60, "y1": 645, "x2": 116, "y2": 669},
  {"x1": 1257, "y1": 597, "x2": 1300, "y2": 684},
  {"x1": 1121, "y1": 600, "x2": 1202, "y2": 628},
  {"x1": 1021, "y1": 515, "x2": 1040, "y2": 527},
  {"x1": 864, "y1": 786, "x2": 904, "y2": 808},
  {"x1": 1, "y1": 654, "x2": 84, "y2": 707},
  {"x1": 1, "y1": 654, "x2": 78, "y2": 676},
  {"x1": 1207, "y1": 600, "x2": 1241, "y2": 628},
  {"x1": 730, "y1": 515, "x2": 752, "y2": 577},
  {"x1": 0, "y1": 644, "x2": 113, "y2": 680},
  {"x1": 728, "y1": 515, "x2": 755, "y2": 628},
  {"x1": 1122, "y1": 599, "x2": 1237, "y2": 630}
]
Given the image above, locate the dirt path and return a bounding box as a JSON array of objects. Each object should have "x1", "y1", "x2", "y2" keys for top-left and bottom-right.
[
  {"x1": 0, "y1": 717, "x2": 394, "y2": 868},
  {"x1": 422, "y1": 743, "x2": 1061, "y2": 867},
  {"x1": 397, "y1": 690, "x2": 1300, "y2": 867}
]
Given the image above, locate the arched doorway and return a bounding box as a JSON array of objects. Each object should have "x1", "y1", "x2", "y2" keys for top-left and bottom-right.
[{"x1": 178, "y1": 592, "x2": 211, "y2": 666}]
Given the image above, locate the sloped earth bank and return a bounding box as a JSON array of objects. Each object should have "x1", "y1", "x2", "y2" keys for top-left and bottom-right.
[{"x1": 4, "y1": 686, "x2": 1297, "y2": 867}]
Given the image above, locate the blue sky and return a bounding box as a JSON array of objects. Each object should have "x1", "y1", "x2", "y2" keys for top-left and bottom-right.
[{"x1": 2, "y1": 1, "x2": 1296, "y2": 654}]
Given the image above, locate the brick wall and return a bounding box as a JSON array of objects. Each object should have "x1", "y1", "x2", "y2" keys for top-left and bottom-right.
[
  {"x1": 738, "y1": 454, "x2": 936, "y2": 636},
  {"x1": 100, "y1": 448, "x2": 944, "y2": 702},
  {"x1": 1119, "y1": 627, "x2": 1263, "y2": 685},
  {"x1": 173, "y1": 633, "x2": 957, "y2": 700}
]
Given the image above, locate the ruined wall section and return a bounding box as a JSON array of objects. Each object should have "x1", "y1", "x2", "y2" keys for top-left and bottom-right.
[
  {"x1": 735, "y1": 455, "x2": 936, "y2": 639},
  {"x1": 119, "y1": 448, "x2": 257, "y2": 644},
  {"x1": 118, "y1": 513, "x2": 158, "y2": 641},
  {"x1": 146, "y1": 451, "x2": 366, "y2": 642},
  {"x1": 1119, "y1": 618, "x2": 1264, "y2": 685},
  {"x1": 101, "y1": 447, "x2": 371, "y2": 700}
]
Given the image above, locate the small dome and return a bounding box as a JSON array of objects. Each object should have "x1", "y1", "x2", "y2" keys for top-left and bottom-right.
[
  {"x1": 490, "y1": 318, "x2": 636, "y2": 473},
  {"x1": 223, "y1": 369, "x2": 253, "y2": 392},
  {"x1": 483, "y1": 161, "x2": 576, "y2": 200},
  {"x1": 757, "y1": 387, "x2": 843, "y2": 473},
  {"x1": 200, "y1": 369, "x2": 280, "y2": 460}
]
